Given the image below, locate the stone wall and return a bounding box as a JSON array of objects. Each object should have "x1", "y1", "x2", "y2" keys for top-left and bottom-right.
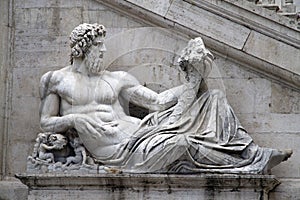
[
  {"x1": 0, "y1": 0, "x2": 299, "y2": 199},
  {"x1": 3, "y1": 0, "x2": 145, "y2": 177},
  {"x1": 0, "y1": 0, "x2": 10, "y2": 180}
]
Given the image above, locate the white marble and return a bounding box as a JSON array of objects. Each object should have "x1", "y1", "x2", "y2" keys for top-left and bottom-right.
[
  {"x1": 1, "y1": 0, "x2": 299, "y2": 198},
  {"x1": 26, "y1": 24, "x2": 292, "y2": 175}
]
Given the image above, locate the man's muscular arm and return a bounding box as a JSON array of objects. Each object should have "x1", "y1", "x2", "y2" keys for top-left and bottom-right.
[
  {"x1": 119, "y1": 72, "x2": 183, "y2": 111},
  {"x1": 39, "y1": 71, "x2": 73, "y2": 132},
  {"x1": 123, "y1": 85, "x2": 184, "y2": 111},
  {"x1": 40, "y1": 93, "x2": 74, "y2": 132}
]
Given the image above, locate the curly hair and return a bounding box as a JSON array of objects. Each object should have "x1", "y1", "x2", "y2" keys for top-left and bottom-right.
[{"x1": 69, "y1": 23, "x2": 106, "y2": 64}]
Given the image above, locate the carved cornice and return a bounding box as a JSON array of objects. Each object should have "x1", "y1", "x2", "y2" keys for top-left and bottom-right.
[
  {"x1": 187, "y1": 0, "x2": 300, "y2": 48},
  {"x1": 98, "y1": 0, "x2": 300, "y2": 90}
]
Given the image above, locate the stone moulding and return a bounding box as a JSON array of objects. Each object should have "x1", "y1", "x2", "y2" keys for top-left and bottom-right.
[
  {"x1": 99, "y1": 0, "x2": 300, "y2": 90},
  {"x1": 16, "y1": 173, "x2": 280, "y2": 200}
]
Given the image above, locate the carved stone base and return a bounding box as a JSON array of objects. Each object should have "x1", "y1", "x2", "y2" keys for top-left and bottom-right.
[{"x1": 16, "y1": 173, "x2": 280, "y2": 200}]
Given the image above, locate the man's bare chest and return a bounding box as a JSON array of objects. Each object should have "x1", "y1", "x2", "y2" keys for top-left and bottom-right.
[{"x1": 54, "y1": 74, "x2": 119, "y2": 105}]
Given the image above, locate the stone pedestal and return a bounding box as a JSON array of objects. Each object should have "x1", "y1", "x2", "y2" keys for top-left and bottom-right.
[{"x1": 16, "y1": 173, "x2": 280, "y2": 200}]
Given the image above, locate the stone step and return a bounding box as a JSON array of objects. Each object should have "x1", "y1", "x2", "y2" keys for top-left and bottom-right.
[
  {"x1": 245, "y1": 0, "x2": 299, "y2": 21},
  {"x1": 277, "y1": 12, "x2": 299, "y2": 22},
  {"x1": 257, "y1": 4, "x2": 280, "y2": 11},
  {"x1": 279, "y1": 4, "x2": 297, "y2": 13}
]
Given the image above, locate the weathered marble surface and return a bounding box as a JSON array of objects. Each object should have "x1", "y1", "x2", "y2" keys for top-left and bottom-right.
[
  {"x1": 25, "y1": 23, "x2": 292, "y2": 175},
  {"x1": 16, "y1": 173, "x2": 280, "y2": 200},
  {"x1": 1, "y1": 0, "x2": 299, "y2": 199}
]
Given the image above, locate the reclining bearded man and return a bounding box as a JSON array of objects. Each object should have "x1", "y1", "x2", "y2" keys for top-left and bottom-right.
[{"x1": 39, "y1": 23, "x2": 292, "y2": 174}]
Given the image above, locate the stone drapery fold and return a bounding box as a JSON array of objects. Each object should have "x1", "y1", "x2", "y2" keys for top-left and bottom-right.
[{"x1": 94, "y1": 89, "x2": 272, "y2": 174}]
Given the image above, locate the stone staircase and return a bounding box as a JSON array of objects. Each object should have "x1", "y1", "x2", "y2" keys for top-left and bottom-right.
[{"x1": 247, "y1": 0, "x2": 299, "y2": 23}]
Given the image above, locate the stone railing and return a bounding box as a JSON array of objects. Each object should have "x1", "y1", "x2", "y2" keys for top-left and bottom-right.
[{"x1": 247, "y1": 0, "x2": 299, "y2": 20}]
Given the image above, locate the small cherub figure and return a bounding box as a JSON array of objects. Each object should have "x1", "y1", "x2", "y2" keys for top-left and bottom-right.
[
  {"x1": 33, "y1": 132, "x2": 56, "y2": 163},
  {"x1": 31, "y1": 132, "x2": 47, "y2": 158},
  {"x1": 63, "y1": 137, "x2": 87, "y2": 167}
]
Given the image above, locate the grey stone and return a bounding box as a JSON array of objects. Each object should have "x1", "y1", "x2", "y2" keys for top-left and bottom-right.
[
  {"x1": 270, "y1": 179, "x2": 300, "y2": 200},
  {"x1": 0, "y1": 0, "x2": 11, "y2": 180},
  {"x1": 243, "y1": 31, "x2": 300, "y2": 75},
  {"x1": 271, "y1": 82, "x2": 300, "y2": 114},
  {"x1": 166, "y1": 0, "x2": 251, "y2": 49},
  {"x1": 0, "y1": 180, "x2": 28, "y2": 200},
  {"x1": 15, "y1": 35, "x2": 69, "y2": 52},
  {"x1": 15, "y1": 50, "x2": 69, "y2": 68},
  {"x1": 102, "y1": 26, "x2": 188, "y2": 68},
  {"x1": 207, "y1": 78, "x2": 271, "y2": 114},
  {"x1": 104, "y1": 0, "x2": 300, "y2": 89},
  {"x1": 86, "y1": 10, "x2": 144, "y2": 28},
  {"x1": 208, "y1": 56, "x2": 261, "y2": 79},
  {"x1": 15, "y1": 7, "x2": 82, "y2": 36},
  {"x1": 12, "y1": 68, "x2": 41, "y2": 97},
  {"x1": 238, "y1": 113, "x2": 300, "y2": 133},
  {"x1": 9, "y1": 96, "x2": 40, "y2": 141},
  {"x1": 15, "y1": 0, "x2": 84, "y2": 8},
  {"x1": 126, "y1": 0, "x2": 172, "y2": 16},
  {"x1": 16, "y1": 173, "x2": 280, "y2": 200},
  {"x1": 251, "y1": 132, "x2": 300, "y2": 178},
  {"x1": 6, "y1": 142, "x2": 33, "y2": 176}
]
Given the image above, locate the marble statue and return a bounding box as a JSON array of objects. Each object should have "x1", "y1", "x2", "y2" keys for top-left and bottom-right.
[
  {"x1": 63, "y1": 137, "x2": 87, "y2": 167},
  {"x1": 28, "y1": 23, "x2": 292, "y2": 174},
  {"x1": 28, "y1": 132, "x2": 67, "y2": 165}
]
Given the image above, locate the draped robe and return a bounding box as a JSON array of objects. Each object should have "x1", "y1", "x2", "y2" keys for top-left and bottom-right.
[{"x1": 94, "y1": 89, "x2": 273, "y2": 174}]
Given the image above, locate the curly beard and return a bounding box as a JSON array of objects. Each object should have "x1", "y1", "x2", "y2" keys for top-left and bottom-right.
[{"x1": 84, "y1": 52, "x2": 104, "y2": 75}]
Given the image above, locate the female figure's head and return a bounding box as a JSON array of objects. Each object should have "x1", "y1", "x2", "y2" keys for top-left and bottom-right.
[{"x1": 178, "y1": 37, "x2": 214, "y2": 79}]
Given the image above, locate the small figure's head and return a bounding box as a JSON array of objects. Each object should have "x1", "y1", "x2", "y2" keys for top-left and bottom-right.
[
  {"x1": 71, "y1": 137, "x2": 82, "y2": 148},
  {"x1": 37, "y1": 133, "x2": 48, "y2": 143},
  {"x1": 70, "y1": 23, "x2": 107, "y2": 74},
  {"x1": 48, "y1": 134, "x2": 57, "y2": 143},
  {"x1": 48, "y1": 133, "x2": 67, "y2": 149},
  {"x1": 178, "y1": 37, "x2": 214, "y2": 78}
]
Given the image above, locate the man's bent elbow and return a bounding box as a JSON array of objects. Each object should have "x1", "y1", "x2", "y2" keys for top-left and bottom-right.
[
  {"x1": 40, "y1": 117, "x2": 53, "y2": 132},
  {"x1": 40, "y1": 115, "x2": 74, "y2": 133}
]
